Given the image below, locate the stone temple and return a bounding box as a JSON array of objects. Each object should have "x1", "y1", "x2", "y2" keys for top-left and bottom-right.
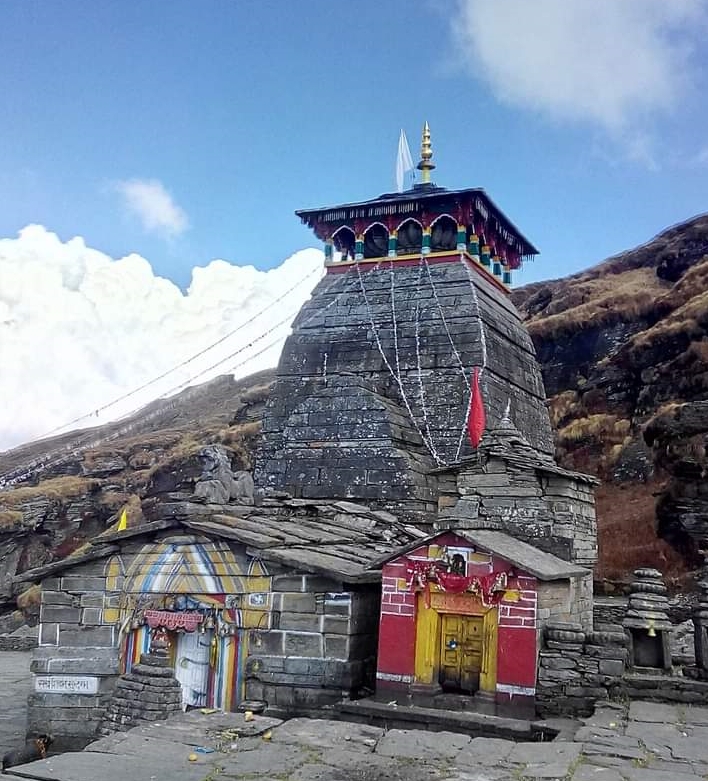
[{"x1": 21, "y1": 126, "x2": 616, "y2": 749}]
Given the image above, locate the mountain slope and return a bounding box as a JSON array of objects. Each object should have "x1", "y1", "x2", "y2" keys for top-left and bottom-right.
[{"x1": 512, "y1": 213, "x2": 708, "y2": 586}]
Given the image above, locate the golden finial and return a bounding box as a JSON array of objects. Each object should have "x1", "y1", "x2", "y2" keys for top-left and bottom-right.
[{"x1": 416, "y1": 121, "x2": 436, "y2": 184}]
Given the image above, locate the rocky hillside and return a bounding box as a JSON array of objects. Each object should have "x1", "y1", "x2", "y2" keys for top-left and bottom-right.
[
  {"x1": 512, "y1": 213, "x2": 708, "y2": 587},
  {"x1": 0, "y1": 370, "x2": 274, "y2": 624}
]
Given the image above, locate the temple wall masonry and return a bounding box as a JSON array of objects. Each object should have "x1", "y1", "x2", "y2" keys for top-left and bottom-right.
[
  {"x1": 27, "y1": 546, "x2": 382, "y2": 748},
  {"x1": 256, "y1": 259, "x2": 555, "y2": 522},
  {"x1": 437, "y1": 456, "x2": 598, "y2": 569},
  {"x1": 537, "y1": 575, "x2": 593, "y2": 630}
]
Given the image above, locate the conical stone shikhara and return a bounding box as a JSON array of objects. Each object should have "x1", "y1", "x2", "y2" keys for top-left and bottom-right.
[{"x1": 255, "y1": 257, "x2": 553, "y2": 521}]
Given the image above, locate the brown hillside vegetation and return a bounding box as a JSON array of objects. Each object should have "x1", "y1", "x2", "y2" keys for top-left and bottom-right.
[{"x1": 513, "y1": 213, "x2": 708, "y2": 587}]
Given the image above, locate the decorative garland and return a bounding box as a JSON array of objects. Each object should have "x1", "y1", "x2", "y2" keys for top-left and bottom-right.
[
  {"x1": 455, "y1": 257, "x2": 489, "y2": 461},
  {"x1": 404, "y1": 556, "x2": 508, "y2": 609},
  {"x1": 355, "y1": 258, "x2": 443, "y2": 464}
]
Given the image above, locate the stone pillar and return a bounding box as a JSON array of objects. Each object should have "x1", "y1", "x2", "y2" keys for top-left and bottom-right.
[
  {"x1": 422, "y1": 226, "x2": 431, "y2": 255},
  {"x1": 467, "y1": 233, "x2": 480, "y2": 263},
  {"x1": 492, "y1": 255, "x2": 503, "y2": 280},
  {"x1": 355, "y1": 234, "x2": 364, "y2": 260},
  {"x1": 693, "y1": 579, "x2": 708, "y2": 673},
  {"x1": 480, "y1": 244, "x2": 491, "y2": 269},
  {"x1": 99, "y1": 629, "x2": 183, "y2": 735},
  {"x1": 388, "y1": 230, "x2": 397, "y2": 258},
  {"x1": 502, "y1": 262, "x2": 512, "y2": 286},
  {"x1": 622, "y1": 568, "x2": 672, "y2": 671},
  {"x1": 456, "y1": 223, "x2": 467, "y2": 251}
]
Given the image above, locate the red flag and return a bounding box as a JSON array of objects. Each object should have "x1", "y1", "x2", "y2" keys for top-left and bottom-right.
[{"x1": 467, "y1": 367, "x2": 486, "y2": 448}]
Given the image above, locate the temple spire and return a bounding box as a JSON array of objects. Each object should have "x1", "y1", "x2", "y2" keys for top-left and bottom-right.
[{"x1": 416, "y1": 121, "x2": 436, "y2": 184}]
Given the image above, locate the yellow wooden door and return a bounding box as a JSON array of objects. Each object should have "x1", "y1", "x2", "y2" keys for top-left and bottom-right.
[{"x1": 439, "y1": 614, "x2": 483, "y2": 692}]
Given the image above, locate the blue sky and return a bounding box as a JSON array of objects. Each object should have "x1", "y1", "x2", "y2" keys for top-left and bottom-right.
[{"x1": 3, "y1": 0, "x2": 708, "y2": 289}]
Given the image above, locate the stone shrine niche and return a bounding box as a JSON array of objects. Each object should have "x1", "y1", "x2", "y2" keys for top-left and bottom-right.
[
  {"x1": 396, "y1": 219, "x2": 422, "y2": 254},
  {"x1": 364, "y1": 224, "x2": 388, "y2": 258},
  {"x1": 431, "y1": 215, "x2": 457, "y2": 252},
  {"x1": 622, "y1": 568, "x2": 672, "y2": 671}
]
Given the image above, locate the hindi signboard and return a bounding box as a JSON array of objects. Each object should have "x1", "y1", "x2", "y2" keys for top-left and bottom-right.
[{"x1": 34, "y1": 675, "x2": 99, "y2": 695}]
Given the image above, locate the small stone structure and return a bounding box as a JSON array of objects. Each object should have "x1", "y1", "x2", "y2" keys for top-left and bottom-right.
[
  {"x1": 693, "y1": 579, "x2": 708, "y2": 675},
  {"x1": 536, "y1": 622, "x2": 628, "y2": 717},
  {"x1": 18, "y1": 496, "x2": 420, "y2": 748},
  {"x1": 100, "y1": 634, "x2": 182, "y2": 735},
  {"x1": 375, "y1": 530, "x2": 590, "y2": 705},
  {"x1": 623, "y1": 568, "x2": 672, "y2": 671},
  {"x1": 435, "y1": 419, "x2": 598, "y2": 569}
]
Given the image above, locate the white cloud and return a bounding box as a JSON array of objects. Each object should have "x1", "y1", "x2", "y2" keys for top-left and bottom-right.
[
  {"x1": 0, "y1": 225, "x2": 323, "y2": 451},
  {"x1": 114, "y1": 178, "x2": 189, "y2": 237},
  {"x1": 452, "y1": 0, "x2": 706, "y2": 132}
]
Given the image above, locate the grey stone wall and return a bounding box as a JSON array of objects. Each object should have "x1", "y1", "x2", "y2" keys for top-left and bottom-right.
[
  {"x1": 28, "y1": 560, "x2": 120, "y2": 750},
  {"x1": 537, "y1": 574, "x2": 593, "y2": 632},
  {"x1": 0, "y1": 634, "x2": 37, "y2": 651},
  {"x1": 437, "y1": 458, "x2": 598, "y2": 568},
  {"x1": 536, "y1": 623, "x2": 627, "y2": 717},
  {"x1": 245, "y1": 573, "x2": 380, "y2": 714},
  {"x1": 256, "y1": 259, "x2": 554, "y2": 515}
]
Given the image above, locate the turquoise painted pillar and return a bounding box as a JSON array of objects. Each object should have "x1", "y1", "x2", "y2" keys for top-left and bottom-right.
[
  {"x1": 422, "y1": 227, "x2": 431, "y2": 255},
  {"x1": 388, "y1": 231, "x2": 397, "y2": 258}
]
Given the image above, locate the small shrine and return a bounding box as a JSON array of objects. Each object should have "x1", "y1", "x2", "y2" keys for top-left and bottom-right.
[{"x1": 375, "y1": 530, "x2": 588, "y2": 705}]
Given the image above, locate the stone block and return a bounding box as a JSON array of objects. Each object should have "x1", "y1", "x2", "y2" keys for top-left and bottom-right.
[
  {"x1": 41, "y1": 605, "x2": 82, "y2": 624},
  {"x1": 279, "y1": 611, "x2": 322, "y2": 632},
  {"x1": 599, "y1": 659, "x2": 625, "y2": 676},
  {"x1": 272, "y1": 575, "x2": 306, "y2": 592},
  {"x1": 324, "y1": 635, "x2": 349, "y2": 660},
  {"x1": 31, "y1": 646, "x2": 120, "y2": 675},
  {"x1": 39, "y1": 623, "x2": 59, "y2": 646},
  {"x1": 322, "y1": 615, "x2": 350, "y2": 635},
  {"x1": 82, "y1": 608, "x2": 103, "y2": 625},
  {"x1": 283, "y1": 631, "x2": 323, "y2": 657},
  {"x1": 41, "y1": 591, "x2": 76, "y2": 606},
  {"x1": 60, "y1": 576, "x2": 107, "y2": 592},
  {"x1": 59, "y1": 625, "x2": 115, "y2": 647},
  {"x1": 280, "y1": 593, "x2": 318, "y2": 613},
  {"x1": 303, "y1": 575, "x2": 343, "y2": 592},
  {"x1": 80, "y1": 594, "x2": 105, "y2": 608},
  {"x1": 251, "y1": 630, "x2": 285, "y2": 656}
]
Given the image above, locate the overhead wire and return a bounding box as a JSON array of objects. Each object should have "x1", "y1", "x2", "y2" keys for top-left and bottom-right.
[{"x1": 36, "y1": 265, "x2": 322, "y2": 439}]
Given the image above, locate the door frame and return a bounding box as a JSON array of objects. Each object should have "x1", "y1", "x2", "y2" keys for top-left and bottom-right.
[{"x1": 414, "y1": 592, "x2": 498, "y2": 693}]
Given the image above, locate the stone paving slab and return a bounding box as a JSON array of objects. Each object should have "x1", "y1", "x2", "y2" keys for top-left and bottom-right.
[
  {"x1": 9, "y1": 694, "x2": 708, "y2": 780},
  {"x1": 3, "y1": 750, "x2": 208, "y2": 781},
  {"x1": 628, "y1": 702, "x2": 681, "y2": 724},
  {"x1": 271, "y1": 717, "x2": 382, "y2": 751},
  {"x1": 375, "y1": 728, "x2": 471, "y2": 760},
  {"x1": 571, "y1": 766, "x2": 625, "y2": 781}
]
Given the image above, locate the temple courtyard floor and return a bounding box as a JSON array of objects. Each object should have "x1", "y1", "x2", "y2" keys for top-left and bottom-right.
[{"x1": 3, "y1": 650, "x2": 708, "y2": 781}]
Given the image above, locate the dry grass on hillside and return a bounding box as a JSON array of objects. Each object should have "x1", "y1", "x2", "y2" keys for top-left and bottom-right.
[
  {"x1": 0, "y1": 476, "x2": 99, "y2": 507},
  {"x1": 555, "y1": 413, "x2": 632, "y2": 474},
  {"x1": 0, "y1": 509, "x2": 24, "y2": 529},
  {"x1": 525, "y1": 267, "x2": 665, "y2": 340},
  {"x1": 595, "y1": 481, "x2": 689, "y2": 589}
]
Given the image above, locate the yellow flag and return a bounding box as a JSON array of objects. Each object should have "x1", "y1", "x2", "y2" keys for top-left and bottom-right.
[{"x1": 117, "y1": 508, "x2": 128, "y2": 532}]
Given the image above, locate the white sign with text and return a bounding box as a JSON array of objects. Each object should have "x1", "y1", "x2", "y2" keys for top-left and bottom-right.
[{"x1": 34, "y1": 675, "x2": 99, "y2": 694}]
